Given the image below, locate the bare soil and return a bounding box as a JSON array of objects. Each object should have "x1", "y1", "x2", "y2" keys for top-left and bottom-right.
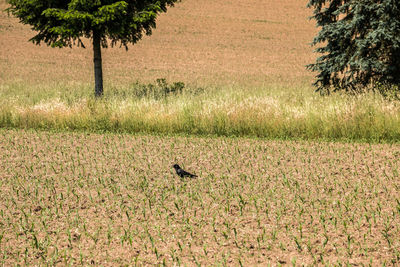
[
  {"x1": 0, "y1": 0, "x2": 316, "y2": 88},
  {"x1": 0, "y1": 129, "x2": 399, "y2": 265}
]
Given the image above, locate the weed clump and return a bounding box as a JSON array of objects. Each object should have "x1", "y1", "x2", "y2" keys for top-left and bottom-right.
[{"x1": 130, "y1": 78, "x2": 204, "y2": 100}]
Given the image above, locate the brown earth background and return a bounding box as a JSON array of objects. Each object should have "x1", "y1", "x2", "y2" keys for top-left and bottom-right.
[{"x1": 0, "y1": 0, "x2": 316, "y2": 88}]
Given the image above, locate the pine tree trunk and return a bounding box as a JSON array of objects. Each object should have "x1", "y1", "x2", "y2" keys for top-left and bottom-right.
[{"x1": 93, "y1": 30, "x2": 103, "y2": 97}]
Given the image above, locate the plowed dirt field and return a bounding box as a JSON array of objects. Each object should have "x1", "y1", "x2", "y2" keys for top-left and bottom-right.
[{"x1": 1, "y1": 129, "x2": 399, "y2": 265}]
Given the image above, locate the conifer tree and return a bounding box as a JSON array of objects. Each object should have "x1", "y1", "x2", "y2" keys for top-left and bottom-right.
[
  {"x1": 7, "y1": 0, "x2": 180, "y2": 97},
  {"x1": 308, "y1": 0, "x2": 400, "y2": 94}
]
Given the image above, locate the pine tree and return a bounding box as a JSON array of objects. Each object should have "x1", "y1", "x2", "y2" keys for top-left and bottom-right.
[
  {"x1": 6, "y1": 0, "x2": 180, "y2": 97},
  {"x1": 307, "y1": 0, "x2": 400, "y2": 94}
]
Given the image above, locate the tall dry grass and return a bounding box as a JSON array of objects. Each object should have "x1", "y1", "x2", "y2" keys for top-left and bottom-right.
[{"x1": 1, "y1": 81, "x2": 399, "y2": 142}]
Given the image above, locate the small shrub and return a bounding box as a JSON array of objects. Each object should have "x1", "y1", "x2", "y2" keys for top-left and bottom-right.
[
  {"x1": 130, "y1": 78, "x2": 204, "y2": 100},
  {"x1": 374, "y1": 83, "x2": 400, "y2": 101}
]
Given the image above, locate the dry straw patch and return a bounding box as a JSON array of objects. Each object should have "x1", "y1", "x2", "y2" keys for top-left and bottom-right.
[
  {"x1": 0, "y1": 129, "x2": 399, "y2": 265},
  {"x1": 0, "y1": 87, "x2": 399, "y2": 140}
]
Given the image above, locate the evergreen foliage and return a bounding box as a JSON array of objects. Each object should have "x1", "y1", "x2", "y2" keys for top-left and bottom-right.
[
  {"x1": 6, "y1": 0, "x2": 180, "y2": 96},
  {"x1": 307, "y1": 0, "x2": 400, "y2": 94}
]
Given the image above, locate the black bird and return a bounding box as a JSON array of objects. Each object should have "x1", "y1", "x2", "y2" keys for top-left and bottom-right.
[{"x1": 172, "y1": 164, "x2": 197, "y2": 178}]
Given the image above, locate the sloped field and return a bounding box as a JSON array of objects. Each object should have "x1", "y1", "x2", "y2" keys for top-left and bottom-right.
[{"x1": 0, "y1": 0, "x2": 316, "y2": 87}]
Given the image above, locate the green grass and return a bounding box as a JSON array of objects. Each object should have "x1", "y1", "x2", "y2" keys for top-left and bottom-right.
[{"x1": 0, "y1": 80, "x2": 400, "y2": 142}]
